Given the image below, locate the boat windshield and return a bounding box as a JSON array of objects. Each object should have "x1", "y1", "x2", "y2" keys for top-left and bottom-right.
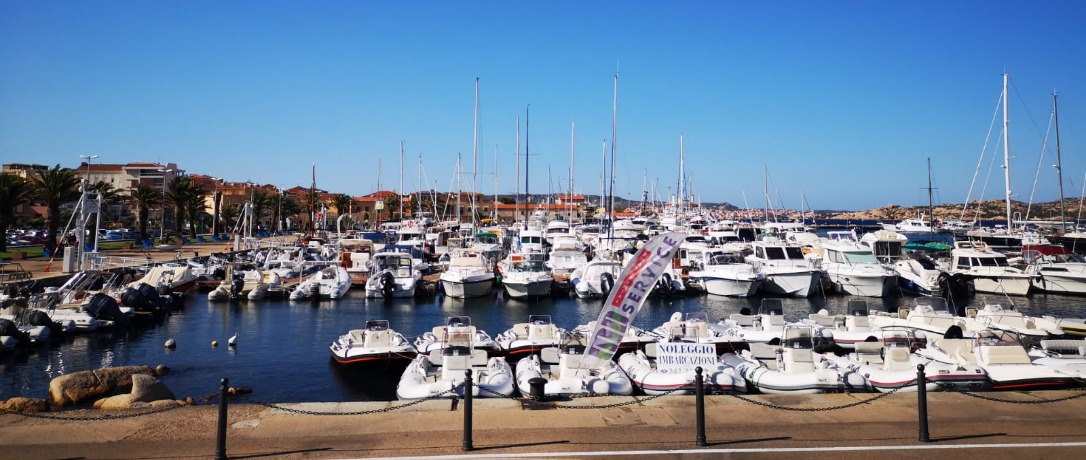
[{"x1": 842, "y1": 251, "x2": 879, "y2": 264}]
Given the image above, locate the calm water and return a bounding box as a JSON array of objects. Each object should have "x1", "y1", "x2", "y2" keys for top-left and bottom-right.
[{"x1": 3, "y1": 289, "x2": 1085, "y2": 403}]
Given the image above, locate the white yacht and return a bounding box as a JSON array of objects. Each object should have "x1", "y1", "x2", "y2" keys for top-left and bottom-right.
[
  {"x1": 439, "y1": 248, "x2": 495, "y2": 299},
  {"x1": 819, "y1": 231, "x2": 897, "y2": 297},
  {"x1": 1024, "y1": 249, "x2": 1086, "y2": 295},
  {"x1": 546, "y1": 248, "x2": 588, "y2": 276},
  {"x1": 497, "y1": 252, "x2": 553, "y2": 299},
  {"x1": 687, "y1": 249, "x2": 764, "y2": 298},
  {"x1": 365, "y1": 252, "x2": 421, "y2": 299},
  {"x1": 860, "y1": 230, "x2": 945, "y2": 297},
  {"x1": 745, "y1": 237, "x2": 820, "y2": 297},
  {"x1": 950, "y1": 241, "x2": 1038, "y2": 296},
  {"x1": 570, "y1": 259, "x2": 622, "y2": 299}
]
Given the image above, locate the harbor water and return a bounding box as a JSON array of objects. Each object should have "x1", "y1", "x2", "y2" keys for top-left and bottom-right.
[{"x1": 2, "y1": 289, "x2": 1085, "y2": 403}]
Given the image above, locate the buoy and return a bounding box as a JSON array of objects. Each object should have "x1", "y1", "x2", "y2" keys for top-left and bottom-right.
[
  {"x1": 212, "y1": 340, "x2": 219, "y2": 347},
  {"x1": 228, "y1": 332, "x2": 238, "y2": 347},
  {"x1": 164, "y1": 338, "x2": 176, "y2": 348}
]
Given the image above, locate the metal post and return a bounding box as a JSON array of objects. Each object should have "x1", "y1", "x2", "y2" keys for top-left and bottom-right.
[
  {"x1": 215, "y1": 378, "x2": 229, "y2": 460},
  {"x1": 695, "y1": 366, "x2": 707, "y2": 447},
  {"x1": 917, "y1": 364, "x2": 930, "y2": 443},
  {"x1": 463, "y1": 370, "x2": 474, "y2": 451}
]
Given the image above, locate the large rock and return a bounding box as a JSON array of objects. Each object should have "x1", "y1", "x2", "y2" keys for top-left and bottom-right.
[
  {"x1": 129, "y1": 374, "x2": 175, "y2": 403},
  {"x1": 2, "y1": 397, "x2": 50, "y2": 413},
  {"x1": 93, "y1": 394, "x2": 134, "y2": 410},
  {"x1": 49, "y1": 365, "x2": 155, "y2": 407}
]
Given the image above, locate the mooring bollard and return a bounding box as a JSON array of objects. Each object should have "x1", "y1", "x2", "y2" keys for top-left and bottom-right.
[
  {"x1": 215, "y1": 377, "x2": 229, "y2": 460},
  {"x1": 695, "y1": 366, "x2": 707, "y2": 447},
  {"x1": 917, "y1": 364, "x2": 929, "y2": 443},
  {"x1": 463, "y1": 370, "x2": 474, "y2": 452}
]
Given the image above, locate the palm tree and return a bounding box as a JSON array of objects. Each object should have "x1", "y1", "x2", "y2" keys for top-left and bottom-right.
[
  {"x1": 127, "y1": 182, "x2": 162, "y2": 241},
  {"x1": 31, "y1": 165, "x2": 81, "y2": 253},
  {"x1": 271, "y1": 192, "x2": 301, "y2": 233},
  {"x1": 183, "y1": 183, "x2": 208, "y2": 237},
  {"x1": 383, "y1": 194, "x2": 400, "y2": 221},
  {"x1": 220, "y1": 204, "x2": 240, "y2": 231},
  {"x1": 0, "y1": 173, "x2": 32, "y2": 252},
  {"x1": 333, "y1": 194, "x2": 352, "y2": 217},
  {"x1": 250, "y1": 189, "x2": 272, "y2": 229}
]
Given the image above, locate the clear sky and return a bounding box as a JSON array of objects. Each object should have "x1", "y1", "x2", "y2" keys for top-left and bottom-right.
[{"x1": 2, "y1": 1, "x2": 1084, "y2": 211}]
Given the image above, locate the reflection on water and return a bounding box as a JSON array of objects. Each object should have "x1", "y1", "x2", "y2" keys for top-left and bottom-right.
[{"x1": 2, "y1": 288, "x2": 1084, "y2": 403}]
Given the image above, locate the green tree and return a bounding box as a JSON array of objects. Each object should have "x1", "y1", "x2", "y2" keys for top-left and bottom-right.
[
  {"x1": 383, "y1": 194, "x2": 400, "y2": 220},
  {"x1": 88, "y1": 180, "x2": 125, "y2": 225},
  {"x1": 271, "y1": 192, "x2": 300, "y2": 233},
  {"x1": 0, "y1": 173, "x2": 32, "y2": 252},
  {"x1": 250, "y1": 189, "x2": 272, "y2": 229},
  {"x1": 220, "y1": 204, "x2": 240, "y2": 231},
  {"x1": 31, "y1": 165, "x2": 81, "y2": 252},
  {"x1": 184, "y1": 183, "x2": 208, "y2": 237},
  {"x1": 127, "y1": 182, "x2": 162, "y2": 241}
]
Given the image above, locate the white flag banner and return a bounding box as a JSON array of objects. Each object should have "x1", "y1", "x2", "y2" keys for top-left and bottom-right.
[{"x1": 582, "y1": 232, "x2": 685, "y2": 368}]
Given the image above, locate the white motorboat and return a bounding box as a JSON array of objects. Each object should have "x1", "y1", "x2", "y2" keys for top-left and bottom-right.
[
  {"x1": 819, "y1": 232, "x2": 897, "y2": 297},
  {"x1": 329, "y1": 320, "x2": 417, "y2": 366},
  {"x1": 240, "y1": 269, "x2": 280, "y2": 300},
  {"x1": 515, "y1": 345, "x2": 633, "y2": 397},
  {"x1": 546, "y1": 248, "x2": 588, "y2": 277},
  {"x1": 1026, "y1": 339, "x2": 1086, "y2": 380},
  {"x1": 687, "y1": 250, "x2": 764, "y2": 297},
  {"x1": 495, "y1": 315, "x2": 565, "y2": 362},
  {"x1": 571, "y1": 259, "x2": 622, "y2": 299},
  {"x1": 962, "y1": 302, "x2": 1062, "y2": 338},
  {"x1": 396, "y1": 331, "x2": 514, "y2": 400},
  {"x1": 654, "y1": 312, "x2": 746, "y2": 355},
  {"x1": 949, "y1": 241, "x2": 1037, "y2": 296},
  {"x1": 127, "y1": 264, "x2": 198, "y2": 296},
  {"x1": 802, "y1": 299, "x2": 880, "y2": 348},
  {"x1": 746, "y1": 237, "x2": 820, "y2": 297},
  {"x1": 439, "y1": 248, "x2": 495, "y2": 299},
  {"x1": 289, "y1": 264, "x2": 351, "y2": 301},
  {"x1": 498, "y1": 252, "x2": 554, "y2": 299},
  {"x1": 917, "y1": 327, "x2": 1082, "y2": 391},
  {"x1": 335, "y1": 238, "x2": 376, "y2": 275},
  {"x1": 722, "y1": 325, "x2": 866, "y2": 394},
  {"x1": 860, "y1": 230, "x2": 945, "y2": 296},
  {"x1": 543, "y1": 219, "x2": 572, "y2": 245},
  {"x1": 819, "y1": 328, "x2": 987, "y2": 393},
  {"x1": 414, "y1": 316, "x2": 502, "y2": 357},
  {"x1": 869, "y1": 297, "x2": 966, "y2": 337},
  {"x1": 571, "y1": 321, "x2": 658, "y2": 355},
  {"x1": 709, "y1": 299, "x2": 794, "y2": 345},
  {"x1": 618, "y1": 342, "x2": 746, "y2": 395},
  {"x1": 365, "y1": 252, "x2": 421, "y2": 299},
  {"x1": 515, "y1": 227, "x2": 545, "y2": 254},
  {"x1": 1024, "y1": 250, "x2": 1086, "y2": 295}
]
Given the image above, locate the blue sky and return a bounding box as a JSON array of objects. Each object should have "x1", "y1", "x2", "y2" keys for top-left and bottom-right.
[{"x1": 2, "y1": 1, "x2": 1084, "y2": 211}]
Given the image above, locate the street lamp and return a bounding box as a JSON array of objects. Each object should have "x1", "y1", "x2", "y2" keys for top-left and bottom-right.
[
  {"x1": 159, "y1": 168, "x2": 173, "y2": 239},
  {"x1": 77, "y1": 155, "x2": 99, "y2": 269},
  {"x1": 211, "y1": 177, "x2": 223, "y2": 238}
]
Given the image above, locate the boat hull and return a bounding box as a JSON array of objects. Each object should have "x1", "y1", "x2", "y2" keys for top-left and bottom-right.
[
  {"x1": 441, "y1": 277, "x2": 495, "y2": 299},
  {"x1": 761, "y1": 271, "x2": 818, "y2": 297}
]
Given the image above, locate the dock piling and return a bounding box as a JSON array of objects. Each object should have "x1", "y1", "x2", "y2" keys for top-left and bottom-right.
[
  {"x1": 695, "y1": 366, "x2": 706, "y2": 447},
  {"x1": 215, "y1": 377, "x2": 229, "y2": 460},
  {"x1": 917, "y1": 364, "x2": 930, "y2": 442},
  {"x1": 463, "y1": 370, "x2": 473, "y2": 451}
]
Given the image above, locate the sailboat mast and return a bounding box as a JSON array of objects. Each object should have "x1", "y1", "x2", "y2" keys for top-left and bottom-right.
[
  {"x1": 608, "y1": 72, "x2": 618, "y2": 232},
  {"x1": 493, "y1": 144, "x2": 498, "y2": 220},
  {"x1": 570, "y1": 117, "x2": 575, "y2": 223},
  {"x1": 679, "y1": 133, "x2": 685, "y2": 219},
  {"x1": 1002, "y1": 73, "x2": 1013, "y2": 230},
  {"x1": 472, "y1": 78, "x2": 479, "y2": 225},
  {"x1": 600, "y1": 139, "x2": 606, "y2": 218},
  {"x1": 418, "y1": 152, "x2": 423, "y2": 221},
  {"x1": 456, "y1": 153, "x2": 462, "y2": 223},
  {"x1": 763, "y1": 165, "x2": 770, "y2": 223},
  {"x1": 376, "y1": 156, "x2": 381, "y2": 227},
  {"x1": 1054, "y1": 91, "x2": 1067, "y2": 233},
  {"x1": 310, "y1": 162, "x2": 316, "y2": 233},
  {"x1": 516, "y1": 116, "x2": 521, "y2": 225},
  {"x1": 399, "y1": 140, "x2": 404, "y2": 220},
  {"x1": 927, "y1": 157, "x2": 935, "y2": 241},
  {"x1": 525, "y1": 104, "x2": 530, "y2": 224}
]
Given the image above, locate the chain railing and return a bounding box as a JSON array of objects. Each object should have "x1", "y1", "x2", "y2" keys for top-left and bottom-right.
[{"x1": 0, "y1": 401, "x2": 186, "y2": 421}]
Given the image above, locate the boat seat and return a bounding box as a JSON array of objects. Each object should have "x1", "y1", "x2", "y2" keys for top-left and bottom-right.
[
  {"x1": 528, "y1": 323, "x2": 553, "y2": 341},
  {"x1": 807, "y1": 313, "x2": 836, "y2": 327},
  {"x1": 644, "y1": 342, "x2": 658, "y2": 359},
  {"x1": 511, "y1": 323, "x2": 529, "y2": 338},
  {"x1": 1040, "y1": 339, "x2": 1086, "y2": 357},
  {"x1": 977, "y1": 346, "x2": 1031, "y2": 365},
  {"x1": 560, "y1": 353, "x2": 583, "y2": 370},
  {"x1": 765, "y1": 315, "x2": 785, "y2": 327},
  {"x1": 882, "y1": 346, "x2": 913, "y2": 372},
  {"x1": 730, "y1": 314, "x2": 755, "y2": 327},
  {"x1": 748, "y1": 343, "x2": 778, "y2": 361},
  {"x1": 443, "y1": 354, "x2": 471, "y2": 370},
  {"x1": 469, "y1": 350, "x2": 489, "y2": 367},
  {"x1": 781, "y1": 348, "x2": 816, "y2": 373},
  {"x1": 364, "y1": 330, "x2": 390, "y2": 348},
  {"x1": 540, "y1": 347, "x2": 561, "y2": 365},
  {"x1": 853, "y1": 341, "x2": 883, "y2": 355},
  {"x1": 685, "y1": 322, "x2": 709, "y2": 339},
  {"x1": 932, "y1": 339, "x2": 976, "y2": 365}
]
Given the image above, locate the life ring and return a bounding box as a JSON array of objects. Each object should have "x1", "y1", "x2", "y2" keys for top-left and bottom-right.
[{"x1": 406, "y1": 220, "x2": 415, "y2": 228}]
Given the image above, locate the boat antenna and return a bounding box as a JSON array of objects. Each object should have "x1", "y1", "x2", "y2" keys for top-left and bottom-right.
[{"x1": 1054, "y1": 90, "x2": 1067, "y2": 233}]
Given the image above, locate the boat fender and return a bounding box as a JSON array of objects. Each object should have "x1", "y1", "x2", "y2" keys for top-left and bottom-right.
[{"x1": 600, "y1": 272, "x2": 615, "y2": 294}]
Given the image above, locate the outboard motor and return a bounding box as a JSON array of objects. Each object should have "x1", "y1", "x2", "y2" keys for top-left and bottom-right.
[
  {"x1": 136, "y1": 283, "x2": 169, "y2": 312},
  {"x1": 0, "y1": 318, "x2": 27, "y2": 342},
  {"x1": 600, "y1": 272, "x2": 615, "y2": 295},
  {"x1": 24, "y1": 309, "x2": 62, "y2": 336},
  {"x1": 85, "y1": 293, "x2": 129, "y2": 329},
  {"x1": 380, "y1": 271, "x2": 395, "y2": 298}
]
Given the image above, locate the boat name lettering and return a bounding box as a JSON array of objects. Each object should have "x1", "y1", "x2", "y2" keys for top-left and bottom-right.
[{"x1": 655, "y1": 343, "x2": 717, "y2": 373}]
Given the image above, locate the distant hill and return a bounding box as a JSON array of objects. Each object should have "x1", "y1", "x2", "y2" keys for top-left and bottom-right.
[{"x1": 823, "y1": 199, "x2": 1080, "y2": 222}]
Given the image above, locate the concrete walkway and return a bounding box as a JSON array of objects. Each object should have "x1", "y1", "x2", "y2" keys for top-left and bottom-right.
[{"x1": 3, "y1": 391, "x2": 1086, "y2": 459}]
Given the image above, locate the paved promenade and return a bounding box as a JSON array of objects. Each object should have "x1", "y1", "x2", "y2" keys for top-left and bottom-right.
[{"x1": 2, "y1": 391, "x2": 1086, "y2": 459}]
